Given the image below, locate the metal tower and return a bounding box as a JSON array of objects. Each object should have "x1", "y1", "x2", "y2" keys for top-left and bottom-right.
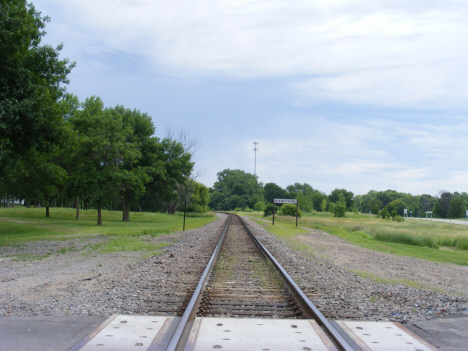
[{"x1": 253, "y1": 142, "x2": 259, "y2": 176}]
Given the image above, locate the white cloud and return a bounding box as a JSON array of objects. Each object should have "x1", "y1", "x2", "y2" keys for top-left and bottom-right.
[{"x1": 37, "y1": 0, "x2": 468, "y2": 108}]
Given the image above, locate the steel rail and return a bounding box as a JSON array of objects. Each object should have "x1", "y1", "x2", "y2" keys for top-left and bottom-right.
[
  {"x1": 163, "y1": 216, "x2": 231, "y2": 351},
  {"x1": 237, "y1": 214, "x2": 357, "y2": 351}
]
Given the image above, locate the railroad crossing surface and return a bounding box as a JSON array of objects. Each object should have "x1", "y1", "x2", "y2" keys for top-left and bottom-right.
[{"x1": 68, "y1": 314, "x2": 438, "y2": 351}]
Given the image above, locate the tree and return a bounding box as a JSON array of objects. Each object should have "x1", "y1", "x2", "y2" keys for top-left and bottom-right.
[
  {"x1": 264, "y1": 183, "x2": 288, "y2": 204},
  {"x1": 369, "y1": 198, "x2": 383, "y2": 213},
  {"x1": 185, "y1": 181, "x2": 210, "y2": 213},
  {"x1": 384, "y1": 199, "x2": 408, "y2": 217},
  {"x1": 320, "y1": 199, "x2": 327, "y2": 212},
  {"x1": 297, "y1": 190, "x2": 312, "y2": 212},
  {"x1": 0, "y1": 1, "x2": 75, "y2": 172},
  {"x1": 433, "y1": 192, "x2": 454, "y2": 219},
  {"x1": 448, "y1": 197, "x2": 465, "y2": 219},
  {"x1": 329, "y1": 189, "x2": 354, "y2": 209},
  {"x1": 209, "y1": 169, "x2": 263, "y2": 210},
  {"x1": 286, "y1": 183, "x2": 313, "y2": 198},
  {"x1": 334, "y1": 204, "x2": 346, "y2": 218},
  {"x1": 263, "y1": 204, "x2": 275, "y2": 217},
  {"x1": 68, "y1": 97, "x2": 141, "y2": 225},
  {"x1": 253, "y1": 201, "x2": 265, "y2": 212}
]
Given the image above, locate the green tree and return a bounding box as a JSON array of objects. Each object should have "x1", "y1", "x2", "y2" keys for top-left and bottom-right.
[
  {"x1": 68, "y1": 97, "x2": 141, "y2": 225},
  {"x1": 384, "y1": 199, "x2": 408, "y2": 217},
  {"x1": 320, "y1": 199, "x2": 327, "y2": 212},
  {"x1": 253, "y1": 201, "x2": 265, "y2": 212},
  {"x1": 0, "y1": 1, "x2": 75, "y2": 172},
  {"x1": 263, "y1": 204, "x2": 275, "y2": 217},
  {"x1": 297, "y1": 190, "x2": 312, "y2": 212},
  {"x1": 264, "y1": 182, "x2": 288, "y2": 204},
  {"x1": 433, "y1": 192, "x2": 453, "y2": 219},
  {"x1": 334, "y1": 204, "x2": 346, "y2": 218},
  {"x1": 209, "y1": 169, "x2": 263, "y2": 210},
  {"x1": 329, "y1": 189, "x2": 354, "y2": 209},
  {"x1": 448, "y1": 197, "x2": 465, "y2": 219},
  {"x1": 185, "y1": 181, "x2": 210, "y2": 213}
]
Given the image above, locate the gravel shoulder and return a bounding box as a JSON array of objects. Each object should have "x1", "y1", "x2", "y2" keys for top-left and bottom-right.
[
  {"x1": 296, "y1": 227, "x2": 468, "y2": 296},
  {"x1": 0, "y1": 215, "x2": 226, "y2": 317}
]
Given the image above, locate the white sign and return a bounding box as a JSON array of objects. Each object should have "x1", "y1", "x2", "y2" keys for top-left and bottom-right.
[
  {"x1": 404, "y1": 209, "x2": 408, "y2": 214},
  {"x1": 274, "y1": 198, "x2": 297, "y2": 204},
  {"x1": 466, "y1": 210, "x2": 468, "y2": 217}
]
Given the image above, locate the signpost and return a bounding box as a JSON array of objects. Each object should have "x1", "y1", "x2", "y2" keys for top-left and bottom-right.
[
  {"x1": 426, "y1": 211, "x2": 432, "y2": 221},
  {"x1": 273, "y1": 198, "x2": 299, "y2": 227}
]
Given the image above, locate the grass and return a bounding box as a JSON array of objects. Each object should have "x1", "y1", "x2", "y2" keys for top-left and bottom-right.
[
  {"x1": 241, "y1": 211, "x2": 468, "y2": 266},
  {"x1": 0, "y1": 207, "x2": 216, "y2": 256}
]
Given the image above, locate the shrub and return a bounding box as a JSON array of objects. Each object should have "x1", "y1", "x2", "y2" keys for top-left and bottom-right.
[
  {"x1": 393, "y1": 215, "x2": 404, "y2": 222},
  {"x1": 391, "y1": 210, "x2": 397, "y2": 219},
  {"x1": 243, "y1": 207, "x2": 254, "y2": 212},
  {"x1": 253, "y1": 201, "x2": 265, "y2": 212},
  {"x1": 351, "y1": 225, "x2": 361, "y2": 232},
  {"x1": 263, "y1": 204, "x2": 275, "y2": 217},
  {"x1": 328, "y1": 203, "x2": 336, "y2": 214},
  {"x1": 381, "y1": 209, "x2": 390, "y2": 220},
  {"x1": 279, "y1": 203, "x2": 302, "y2": 217},
  {"x1": 234, "y1": 207, "x2": 242, "y2": 212},
  {"x1": 334, "y1": 204, "x2": 346, "y2": 218}
]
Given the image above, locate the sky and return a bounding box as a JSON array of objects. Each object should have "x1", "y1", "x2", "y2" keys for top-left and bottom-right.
[{"x1": 33, "y1": 0, "x2": 468, "y2": 196}]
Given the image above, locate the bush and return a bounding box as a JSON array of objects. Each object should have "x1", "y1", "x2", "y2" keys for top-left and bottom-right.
[
  {"x1": 381, "y1": 209, "x2": 390, "y2": 220},
  {"x1": 334, "y1": 204, "x2": 346, "y2": 218},
  {"x1": 243, "y1": 207, "x2": 254, "y2": 212},
  {"x1": 279, "y1": 203, "x2": 302, "y2": 217},
  {"x1": 263, "y1": 204, "x2": 275, "y2": 217},
  {"x1": 391, "y1": 210, "x2": 397, "y2": 219},
  {"x1": 234, "y1": 207, "x2": 242, "y2": 212},
  {"x1": 393, "y1": 215, "x2": 404, "y2": 222},
  {"x1": 253, "y1": 201, "x2": 265, "y2": 212},
  {"x1": 328, "y1": 203, "x2": 336, "y2": 214}
]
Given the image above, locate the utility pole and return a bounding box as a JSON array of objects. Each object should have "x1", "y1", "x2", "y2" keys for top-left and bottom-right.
[{"x1": 253, "y1": 142, "x2": 259, "y2": 176}]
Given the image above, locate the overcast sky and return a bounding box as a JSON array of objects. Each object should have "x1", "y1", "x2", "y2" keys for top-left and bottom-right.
[{"x1": 34, "y1": 0, "x2": 468, "y2": 196}]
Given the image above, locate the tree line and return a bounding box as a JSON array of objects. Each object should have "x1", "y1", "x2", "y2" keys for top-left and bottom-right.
[
  {"x1": 208, "y1": 169, "x2": 468, "y2": 219},
  {"x1": 0, "y1": 1, "x2": 209, "y2": 224}
]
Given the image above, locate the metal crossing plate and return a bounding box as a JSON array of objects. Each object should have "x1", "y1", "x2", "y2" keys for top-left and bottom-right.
[
  {"x1": 70, "y1": 315, "x2": 178, "y2": 351},
  {"x1": 183, "y1": 317, "x2": 337, "y2": 351},
  {"x1": 336, "y1": 321, "x2": 438, "y2": 351}
]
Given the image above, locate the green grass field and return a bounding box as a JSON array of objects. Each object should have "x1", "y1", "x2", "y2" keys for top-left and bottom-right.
[
  {"x1": 0, "y1": 207, "x2": 217, "y2": 256},
  {"x1": 243, "y1": 211, "x2": 468, "y2": 266}
]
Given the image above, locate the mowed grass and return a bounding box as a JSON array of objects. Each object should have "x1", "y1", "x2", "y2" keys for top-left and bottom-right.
[
  {"x1": 0, "y1": 207, "x2": 216, "y2": 255},
  {"x1": 243, "y1": 211, "x2": 468, "y2": 266}
]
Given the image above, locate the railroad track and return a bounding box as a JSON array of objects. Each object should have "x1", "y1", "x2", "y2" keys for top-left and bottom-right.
[
  {"x1": 71, "y1": 214, "x2": 438, "y2": 351},
  {"x1": 198, "y1": 215, "x2": 302, "y2": 318},
  {"x1": 163, "y1": 214, "x2": 357, "y2": 351}
]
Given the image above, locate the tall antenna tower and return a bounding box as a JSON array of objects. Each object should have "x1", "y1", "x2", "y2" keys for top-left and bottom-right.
[{"x1": 253, "y1": 142, "x2": 259, "y2": 176}]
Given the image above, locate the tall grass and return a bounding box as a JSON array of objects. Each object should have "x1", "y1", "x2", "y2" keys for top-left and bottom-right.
[{"x1": 248, "y1": 213, "x2": 468, "y2": 266}]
